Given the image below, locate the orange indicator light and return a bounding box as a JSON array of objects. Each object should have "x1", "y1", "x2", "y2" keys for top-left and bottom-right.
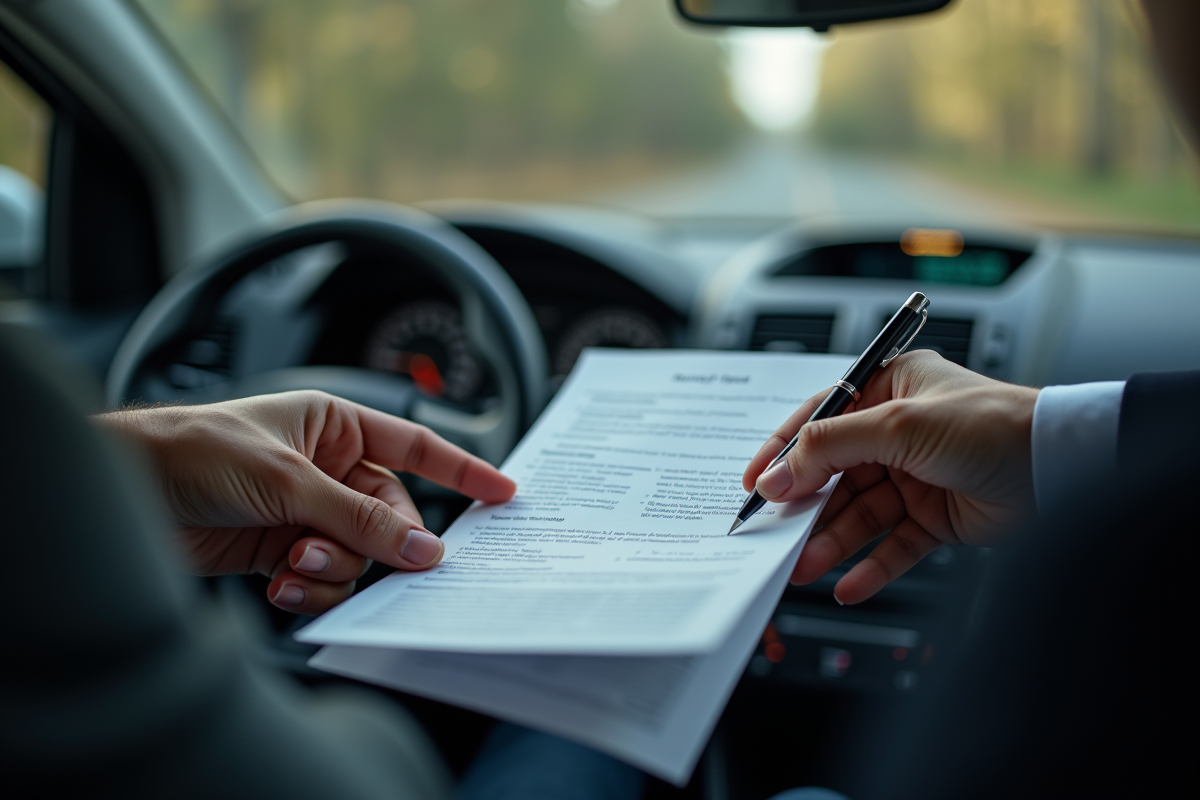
[
  {"x1": 901, "y1": 228, "x2": 964, "y2": 257},
  {"x1": 765, "y1": 641, "x2": 786, "y2": 664}
]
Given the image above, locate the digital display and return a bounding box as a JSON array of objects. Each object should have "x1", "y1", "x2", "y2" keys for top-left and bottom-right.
[
  {"x1": 773, "y1": 241, "x2": 1031, "y2": 287},
  {"x1": 913, "y1": 250, "x2": 1010, "y2": 286}
]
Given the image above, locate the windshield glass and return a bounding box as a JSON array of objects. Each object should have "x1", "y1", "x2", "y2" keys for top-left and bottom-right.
[{"x1": 137, "y1": 0, "x2": 1198, "y2": 235}]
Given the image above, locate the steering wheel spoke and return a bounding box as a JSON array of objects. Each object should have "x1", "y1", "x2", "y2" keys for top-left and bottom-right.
[
  {"x1": 410, "y1": 396, "x2": 515, "y2": 466},
  {"x1": 219, "y1": 366, "x2": 419, "y2": 421}
]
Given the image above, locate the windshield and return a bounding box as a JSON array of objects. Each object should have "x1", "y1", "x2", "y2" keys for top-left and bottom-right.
[{"x1": 137, "y1": 0, "x2": 1198, "y2": 235}]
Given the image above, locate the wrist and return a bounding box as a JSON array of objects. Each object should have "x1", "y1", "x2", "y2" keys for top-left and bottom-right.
[
  {"x1": 93, "y1": 406, "x2": 186, "y2": 467},
  {"x1": 987, "y1": 383, "x2": 1039, "y2": 505}
]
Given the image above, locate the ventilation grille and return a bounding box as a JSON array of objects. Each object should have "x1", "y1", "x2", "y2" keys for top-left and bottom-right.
[
  {"x1": 905, "y1": 316, "x2": 974, "y2": 366},
  {"x1": 750, "y1": 314, "x2": 835, "y2": 353}
]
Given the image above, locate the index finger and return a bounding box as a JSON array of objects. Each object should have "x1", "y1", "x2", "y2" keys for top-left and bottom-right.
[
  {"x1": 742, "y1": 387, "x2": 835, "y2": 491},
  {"x1": 742, "y1": 353, "x2": 935, "y2": 492},
  {"x1": 351, "y1": 404, "x2": 516, "y2": 504}
]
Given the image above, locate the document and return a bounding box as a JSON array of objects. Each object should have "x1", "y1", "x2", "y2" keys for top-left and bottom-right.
[
  {"x1": 310, "y1": 540, "x2": 802, "y2": 786},
  {"x1": 299, "y1": 350, "x2": 853, "y2": 783},
  {"x1": 297, "y1": 350, "x2": 853, "y2": 655}
]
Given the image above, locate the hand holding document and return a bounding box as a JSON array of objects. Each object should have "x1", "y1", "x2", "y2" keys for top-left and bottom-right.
[{"x1": 299, "y1": 350, "x2": 854, "y2": 783}]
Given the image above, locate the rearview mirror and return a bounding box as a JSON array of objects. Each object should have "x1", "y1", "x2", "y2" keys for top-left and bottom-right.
[{"x1": 674, "y1": 0, "x2": 954, "y2": 31}]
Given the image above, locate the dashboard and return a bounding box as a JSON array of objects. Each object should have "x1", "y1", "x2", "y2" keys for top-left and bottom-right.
[
  {"x1": 453, "y1": 225, "x2": 684, "y2": 385},
  {"x1": 174, "y1": 209, "x2": 1200, "y2": 405},
  {"x1": 167, "y1": 200, "x2": 1200, "y2": 699}
]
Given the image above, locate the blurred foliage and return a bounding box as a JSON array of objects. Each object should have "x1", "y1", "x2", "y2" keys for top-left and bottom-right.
[
  {"x1": 138, "y1": 0, "x2": 742, "y2": 202},
  {"x1": 812, "y1": 0, "x2": 1199, "y2": 231},
  {"x1": 5, "y1": 0, "x2": 1192, "y2": 232},
  {"x1": 0, "y1": 62, "x2": 49, "y2": 185}
]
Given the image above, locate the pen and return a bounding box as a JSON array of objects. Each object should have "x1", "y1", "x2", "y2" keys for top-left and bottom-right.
[{"x1": 728, "y1": 291, "x2": 930, "y2": 535}]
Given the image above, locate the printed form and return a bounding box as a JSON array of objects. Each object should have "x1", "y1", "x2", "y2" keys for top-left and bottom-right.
[{"x1": 298, "y1": 350, "x2": 854, "y2": 783}]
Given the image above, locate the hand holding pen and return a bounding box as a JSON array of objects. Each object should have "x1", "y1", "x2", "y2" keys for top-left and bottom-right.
[
  {"x1": 729, "y1": 292, "x2": 930, "y2": 534},
  {"x1": 734, "y1": 296, "x2": 1042, "y2": 604}
]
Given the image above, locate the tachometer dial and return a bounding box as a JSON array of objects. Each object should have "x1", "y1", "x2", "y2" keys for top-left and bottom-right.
[
  {"x1": 553, "y1": 307, "x2": 668, "y2": 375},
  {"x1": 364, "y1": 301, "x2": 484, "y2": 402}
]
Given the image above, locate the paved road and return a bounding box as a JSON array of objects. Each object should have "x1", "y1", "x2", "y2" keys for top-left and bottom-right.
[{"x1": 591, "y1": 135, "x2": 1020, "y2": 227}]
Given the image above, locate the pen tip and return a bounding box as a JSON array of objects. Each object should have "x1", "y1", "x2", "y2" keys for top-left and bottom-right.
[{"x1": 727, "y1": 518, "x2": 744, "y2": 536}]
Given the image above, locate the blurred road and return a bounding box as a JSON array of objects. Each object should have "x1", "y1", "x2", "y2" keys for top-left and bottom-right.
[{"x1": 592, "y1": 135, "x2": 1017, "y2": 225}]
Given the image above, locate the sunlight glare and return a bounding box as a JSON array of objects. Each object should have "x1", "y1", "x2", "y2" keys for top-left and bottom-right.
[{"x1": 725, "y1": 29, "x2": 830, "y2": 132}]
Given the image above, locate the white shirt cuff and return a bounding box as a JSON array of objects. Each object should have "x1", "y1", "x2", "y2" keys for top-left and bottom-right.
[{"x1": 1031, "y1": 381, "x2": 1125, "y2": 515}]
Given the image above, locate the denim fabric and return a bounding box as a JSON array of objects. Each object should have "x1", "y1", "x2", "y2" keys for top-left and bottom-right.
[{"x1": 457, "y1": 723, "x2": 645, "y2": 800}]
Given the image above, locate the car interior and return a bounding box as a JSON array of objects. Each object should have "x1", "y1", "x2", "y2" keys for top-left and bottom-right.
[{"x1": 0, "y1": 0, "x2": 1196, "y2": 797}]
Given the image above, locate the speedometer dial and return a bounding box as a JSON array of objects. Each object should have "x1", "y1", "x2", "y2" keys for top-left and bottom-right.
[
  {"x1": 553, "y1": 307, "x2": 668, "y2": 376},
  {"x1": 364, "y1": 301, "x2": 484, "y2": 402}
]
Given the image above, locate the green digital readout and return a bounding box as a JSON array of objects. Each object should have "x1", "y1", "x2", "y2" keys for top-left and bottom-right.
[
  {"x1": 913, "y1": 250, "x2": 1010, "y2": 286},
  {"x1": 772, "y1": 242, "x2": 1031, "y2": 285}
]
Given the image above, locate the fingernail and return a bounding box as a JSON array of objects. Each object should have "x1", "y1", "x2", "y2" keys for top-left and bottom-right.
[
  {"x1": 834, "y1": 593, "x2": 845, "y2": 606},
  {"x1": 401, "y1": 528, "x2": 443, "y2": 567},
  {"x1": 274, "y1": 584, "x2": 306, "y2": 608},
  {"x1": 756, "y1": 461, "x2": 793, "y2": 500},
  {"x1": 295, "y1": 545, "x2": 331, "y2": 574}
]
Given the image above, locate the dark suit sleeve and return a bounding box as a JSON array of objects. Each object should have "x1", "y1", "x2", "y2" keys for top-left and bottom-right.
[
  {"x1": 837, "y1": 370, "x2": 1200, "y2": 800},
  {"x1": 0, "y1": 326, "x2": 449, "y2": 799},
  {"x1": 1118, "y1": 370, "x2": 1200, "y2": 479}
]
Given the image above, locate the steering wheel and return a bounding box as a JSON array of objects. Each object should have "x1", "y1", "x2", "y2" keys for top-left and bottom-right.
[{"x1": 107, "y1": 200, "x2": 547, "y2": 465}]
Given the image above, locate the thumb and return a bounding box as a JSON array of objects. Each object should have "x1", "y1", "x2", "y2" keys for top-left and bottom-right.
[
  {"x1": 294, "y1": 467, "x2": 445, "y2": 570},
  {"x1": 755, "y1": 402, "x2": 914, "y2": 503}
]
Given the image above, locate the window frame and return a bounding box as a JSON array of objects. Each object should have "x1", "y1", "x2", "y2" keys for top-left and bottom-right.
[{"x1": 0, "y1": 20, "x2": 163, "y2": 310}]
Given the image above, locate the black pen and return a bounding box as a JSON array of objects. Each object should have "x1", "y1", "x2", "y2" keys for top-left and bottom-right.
[{"x1": 728, "y1": 292, "x2": 930, "y2": 535}]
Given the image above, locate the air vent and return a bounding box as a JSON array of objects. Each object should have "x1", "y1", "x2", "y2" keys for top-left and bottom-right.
[
  {"x1": 908, "y1": 316, "x2": 974, "y2": 366},
  {"x1": 750, "y1": 314, "x2": 835, "y2": 353}
]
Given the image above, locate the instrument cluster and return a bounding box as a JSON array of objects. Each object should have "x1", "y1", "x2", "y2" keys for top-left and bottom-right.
[
  {"x1": 360, "y1": 297, "x2": 672, "y2": 402},
  {"x1": 361, "y1": 300, "x2": 484, "y2": 402}
]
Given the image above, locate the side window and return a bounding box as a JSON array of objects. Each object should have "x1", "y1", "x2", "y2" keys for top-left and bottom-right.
[
  {"x1": 0, "y1": 58, "x2": 49, "y2": 299},
  {"x1": 0, "y1": 57, "x2": 48, "y2": 298},
  {"x1": 1, "y1": 32, "x2": 163, "y2": 321}
]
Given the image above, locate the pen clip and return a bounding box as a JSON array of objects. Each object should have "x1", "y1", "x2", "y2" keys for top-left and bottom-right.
[{"x1": 881, "y1": 307, "x2": 927, "y2": 367}]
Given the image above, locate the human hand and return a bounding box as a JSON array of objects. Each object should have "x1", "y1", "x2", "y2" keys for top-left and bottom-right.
[
  {"x1": 98, "y1": 391, "x2": 516, "y2": 614},
  {"x1": 743, "y1": 351, "x2": 1038, "y2": 605}
]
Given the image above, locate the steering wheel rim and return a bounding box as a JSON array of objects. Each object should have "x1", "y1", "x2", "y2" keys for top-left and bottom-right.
[{"x1": 107, "y1": 199, "x2": 547, "y2": 457}]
